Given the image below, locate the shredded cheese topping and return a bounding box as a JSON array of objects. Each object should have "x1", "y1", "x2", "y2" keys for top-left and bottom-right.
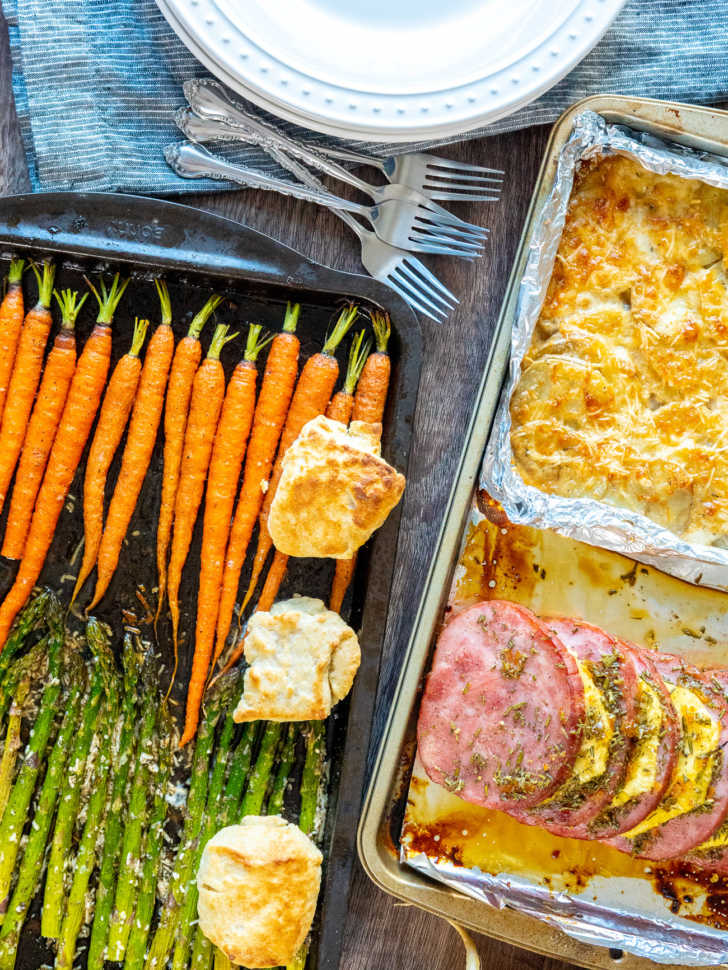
[{"x1": 511, "y1": 154, "x2": 728, "y2": 546}]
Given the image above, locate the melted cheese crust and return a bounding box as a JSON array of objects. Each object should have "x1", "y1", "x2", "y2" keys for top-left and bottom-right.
[
  {"x1": 623, "y1": 682, "x2": 720, "y2": 838},
  {"x1": 608, "y1": 678, "x2": 662, "y2": 810},
  {"x1": 511, "y1": 154, "x2": 728, "y2": 546}
]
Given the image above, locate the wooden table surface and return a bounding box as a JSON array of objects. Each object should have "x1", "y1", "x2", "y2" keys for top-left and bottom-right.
[{"x1": 0, "y1": 11, "x2": 581, "y2": 970}]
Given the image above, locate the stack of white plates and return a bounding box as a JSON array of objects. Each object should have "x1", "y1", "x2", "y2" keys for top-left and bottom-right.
[{"x1": 157, "y1": 0, "x2": 626, "y2": 143}]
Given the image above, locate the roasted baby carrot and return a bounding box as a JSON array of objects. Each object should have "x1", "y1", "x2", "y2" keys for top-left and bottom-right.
[
  {"x1": 167, "y1": 323, "x2": 237, "y2": 676},
  {"x1": 0, "y1": 259, "x2": 26, "y2": 426},
  {"x1": 211, "y1": 303, "x2": 300, "y2": 669},
  {"x1": 0, "y1": 262, "x2": 55, "y2": 516},
  {"x1": 240, "y1": 306, "x2": 357, "y2": 610},
  {"x1": 216, "y1": 305, "x2": 357, "y2": 674},
  {"x1": 72, "y1": 317, "x2": 149, "y2": 603},
  {"x1": 2, "y1": 290, "x2": 86, "y2": 560},
  {"x1": 0, "y1": 274, "x2": 127, "y2": 648},
  {"x1": 351, "y1": 310, "x2": 391, "y2": 424},
  {"x1": 256, "y1": 330, "x2": 370, "y2": 614},
  {"x1": 87, "y1": 284, "x2": 175, "y2": 612},
  {"x1": 180, "y1": 324, "x2": 271, "y2": 746},
  {"x1": 155, "y1": 293, "x2": 221, "y2": 624},
  {"x1": 330, "y1": 311, "x2": 392, "y2": 613}
]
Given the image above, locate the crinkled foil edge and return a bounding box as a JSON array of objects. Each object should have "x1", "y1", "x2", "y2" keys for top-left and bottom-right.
[
  {"x1": 401, "y1": 847, "x2": 728, "y2": 966},
  {"x1": 482, "y1": 110, "x2": 728, "y2": 591}
]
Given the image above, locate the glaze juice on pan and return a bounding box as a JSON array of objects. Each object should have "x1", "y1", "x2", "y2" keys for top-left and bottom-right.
[{"x1": 402, "y1": 500, "x2": 728, "y2": 928}]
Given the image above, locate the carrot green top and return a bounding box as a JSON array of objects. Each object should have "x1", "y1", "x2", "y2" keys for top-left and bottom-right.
[
  {"x1": 53, "y1": 288, "x2": 88, "y2": 331},
  {"x1": 188, "y1": 293, "x2": 222, "y2": 340},
  {"x1": 371, "y1": 310, "x2": 391, "y2": 354},
  {"x1": 244, "y1": 324, "x2": 274, "y2": 364},
  {"x1": 86, "y1": 272, "x2": 130, "y2": 325},
  {"x1": 282, "y1": 301, "x2": 300, "y2": 334},
  {"x1": 322, "y1": 304, "x2": 358, "y2": 356},
  {"x1": 344, "y1": 330, "x2": 372, "y2": 396},
  {"x1": 129, "y1": 317, "x2": 150, "y2": 357},
  {"x1": 207, "y1": 324, "x2": 239, "y2": 362},
  {"x1": 154, "y1": 279, "x2": 172, "y2": 327},
  {"x1": 7, "y1": 258, "x2": 24, "y2": 286},
  {"x1": 31, "y1": 261, "x2": 56, "y2": 309}
]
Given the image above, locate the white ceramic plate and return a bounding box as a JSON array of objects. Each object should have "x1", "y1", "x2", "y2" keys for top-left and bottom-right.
[{"x1": 157, "y1": 0, "x2": 627, "y2": 142}]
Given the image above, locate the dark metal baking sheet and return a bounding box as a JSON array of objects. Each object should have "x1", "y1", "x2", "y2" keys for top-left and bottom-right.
[{"x1": 0, "y1": 190, "x2": 423, "y2": 970}]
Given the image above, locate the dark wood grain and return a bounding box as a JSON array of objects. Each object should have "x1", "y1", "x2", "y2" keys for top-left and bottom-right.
[{"x1": 0, "y1": 10, "x2": 579, "y2": 969}]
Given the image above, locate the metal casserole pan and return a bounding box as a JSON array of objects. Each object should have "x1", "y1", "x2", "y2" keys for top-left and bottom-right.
[
  {"x1": 0, "y1": 190, "x2": 423, "y2": 970},
  {"x1": 358, "y1": 94, "x2": 728, "y2": 970}
]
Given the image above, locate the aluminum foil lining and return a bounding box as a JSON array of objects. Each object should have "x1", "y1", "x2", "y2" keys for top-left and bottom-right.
[
  {"x1": 402, "y1": 846, "x2": 728, "y2": 966},
  {"x1": 482, "y1": 110, "x2": 728, "y2": 592},
  {"x1": 400, "y1": 504, "x2": 728, "y2": 966}
]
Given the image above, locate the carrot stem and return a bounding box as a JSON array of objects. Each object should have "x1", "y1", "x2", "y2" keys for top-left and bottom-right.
[
  {"x1": 282, "y1": 301, "x2": 300, "y2": 334},
  {"x1": 344, "y1": 331, "x2": 372, "y2": 396},
  {"x1": 207, "y1": 323, "x2": 238, "y2": 361},
  {"x1": 84, "y1": 272, "x2": 130, "y2": 324},
  {"x1": 371, "y1": 310, "x2": 391, "y2": 353},
  {"x1": 129, "y1": 317, "x2": 150, "y2": 357},
  {"x1": 30, "y1": 262, "x2": 55, "y2": 308},
  {"x1": 322, "y1": 304, "x2": 359, "y2": 355},
  {"x1": 53, "y1": 288, "x2": 88, "y2": 332},
  {"x1": 155, "y1": 279, "x2": 172, "y2": 326},
  {"x1": 6, "y1": 260, "x2": 24, "y2": 287},
  {"x1": 245, "y1": 324, "x2": 273, "y2": 363},
  {"x1": 189, "y1": 294, "x2": 222, "y2": 339}
]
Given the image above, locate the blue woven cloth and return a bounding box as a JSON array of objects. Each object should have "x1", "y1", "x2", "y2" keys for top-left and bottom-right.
[{"x1": 2, "y1": 0, "x2": 728, "y2": 195}]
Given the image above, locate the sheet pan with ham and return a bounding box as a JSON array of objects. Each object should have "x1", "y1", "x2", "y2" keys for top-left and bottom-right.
[{"x1": 401, "y1": 505, "x2": 728, "y2": 966}]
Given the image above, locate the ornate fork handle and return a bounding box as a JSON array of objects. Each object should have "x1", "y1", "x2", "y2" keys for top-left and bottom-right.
[
  {"x1": 175, "y1": 107, "x2": 321, "y2": 186},
  {"x1": 183, "y1": 78, "x2": 375, "y2": 195},
  {"x1": 164, "y1": 142, "x2": 370, "y2": 217}
]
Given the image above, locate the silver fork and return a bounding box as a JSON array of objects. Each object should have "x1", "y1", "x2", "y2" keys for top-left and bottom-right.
[
  {"x1": 183, "y1": 80, "x2": 489, "y2": 239},
  {"x1": 164, "y1": 140, "x2": 455, "y2": 320},
  {"x1": 165, "y1": 141, "x2": 483, "y2": 259},
  {"x1": 318, "y1": 145, "x2": 504, "y2": 203},
  {"x1": 183, "y1": 79, "x2": 502, "y2": 203}
]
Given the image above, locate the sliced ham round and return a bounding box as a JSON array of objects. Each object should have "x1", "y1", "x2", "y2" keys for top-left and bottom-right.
[
  {"x1": 504, "y1": 619, "x2": 640, "y2": 839},
  {"x1": 592, "y1": 643, "x2": 679, "y2": 838},
  {"x1": 417, "y1": 600, "x2": 585, "y2": 812},
  {"x1": 610, "y1": 653, "x2": 728, "y2": 861},
  {"x1": 684, "y1": 668, "x2": 728, "y2": 873}
]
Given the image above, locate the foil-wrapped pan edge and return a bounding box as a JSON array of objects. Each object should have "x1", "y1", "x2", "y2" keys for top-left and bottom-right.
[
  {"x1": 402, "y1": 847, "x2": 728, "y2": 966},
  {"x1": 482, "y1": 110, "x2": 728, "y2": 591}
]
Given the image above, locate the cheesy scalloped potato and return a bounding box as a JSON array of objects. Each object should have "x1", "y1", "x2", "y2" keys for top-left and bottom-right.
[{"x1": 510, "y1": 153, "x2": 728, "y2": 546}]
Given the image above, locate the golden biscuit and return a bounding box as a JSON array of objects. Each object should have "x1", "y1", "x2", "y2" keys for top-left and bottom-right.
[
  {"x1": 197, "y1": 816, "x2": 322, "y2": 968},
  {"x1": 233, "y1": 597, "x2": 360, "y2": 722},
  {"x1": 268, "y1": 415, "x2": 405, "y2": 559}
]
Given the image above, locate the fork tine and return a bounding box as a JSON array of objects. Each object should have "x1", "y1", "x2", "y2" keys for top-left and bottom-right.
[
  {"x1": 386, "y1": 273, "x2": 446, "y2": 321},
  {"x1": 410, "y1": 242, "x2": 482, "y2": 260},
  {"x1": 411, "y1": 219, "x2": 487, "y2": 246},
  {"x1": 402, "y1": 257, "x2": 458, "y2": 304},
  {"x1": 413, "y1": 213, "x2": 489, "y2": 236},
  {"x1": 417, "y1": 214, "x2": 488, "y2": 240},
  {"x1": 391, "y1": 270, "x2": 449, "y2": 318},
  {"x1": 424, "y1": 171, "x2": 504, "y2": 185},
  {"x1": 425, "y1": 157, "x2": 504, "y2": 175},
  {"x1": 392, "y1": 262, "x2": 452, "y2": 312},
  {"x1": 408, "y1": 231, "x2": 483, "y2": 256},
  {"x1": 419, "y1": 200, "x2": 489, "y2": 234},
  {"x1": 398, "y1": 259, "x2": 458, "y2": 308},
  {"x1": 425, "y1": 190, "x2": 502, "y2": 203}
]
